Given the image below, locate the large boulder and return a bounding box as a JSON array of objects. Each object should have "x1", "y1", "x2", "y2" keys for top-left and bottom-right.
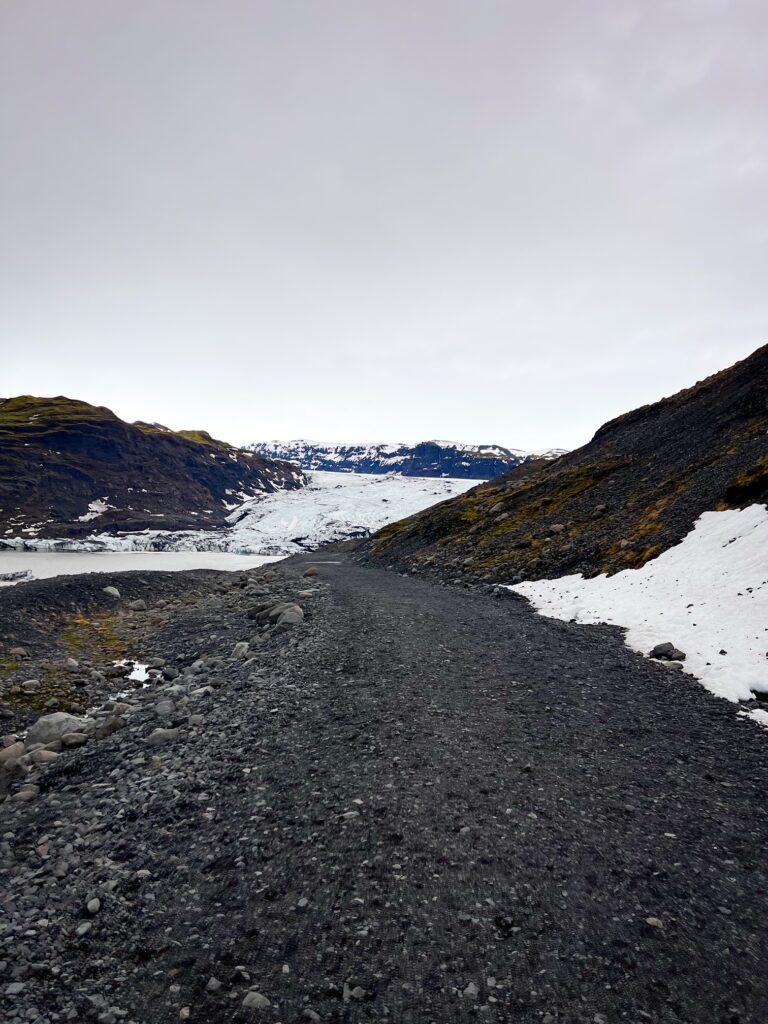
[
  {"x1": 650, "y1": 642, "x2": 686, "y2": 661},
  {"x1": 25, "y1": 712, "x2": 93, "y2": 749},
  {"x1": 268, "y1": 602, "x2": 300, "y2": 622},
  {"x1": 276, "y1": 605, "x2": 304, "y2": 628}
]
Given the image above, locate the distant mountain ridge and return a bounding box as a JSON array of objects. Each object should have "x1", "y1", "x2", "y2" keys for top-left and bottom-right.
[
  {"x1": 247, "y1": 439, "x2": 566, "y2": 480},
  {"x1": 0, "y1": 396, "x2": 305, "y2": 541}
]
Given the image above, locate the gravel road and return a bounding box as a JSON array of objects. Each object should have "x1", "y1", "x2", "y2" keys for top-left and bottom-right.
[{"x1": 2, "y1": 555, "x2": 768, "y2": 1024}]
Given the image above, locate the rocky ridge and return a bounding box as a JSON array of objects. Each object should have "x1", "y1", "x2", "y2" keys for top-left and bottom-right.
[
  {"x1": 0, "y1": 396, "x2": 306, "y2": 541},
  {"x1": 362, "y1": 344, "x2": 768, "y2": 583}
]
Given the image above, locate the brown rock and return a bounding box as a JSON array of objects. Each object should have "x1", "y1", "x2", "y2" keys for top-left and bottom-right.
[
  {"x1": 0, "y1": 741, "x2": 25, "y2": 765},
  {"x1": 30, "y1": 748, "x2": 59, "y2": 764}
]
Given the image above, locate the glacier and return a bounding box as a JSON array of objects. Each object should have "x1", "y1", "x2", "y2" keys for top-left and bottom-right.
[{"x1": 0, "y1": 471, "x2": 477, "y2": 558}]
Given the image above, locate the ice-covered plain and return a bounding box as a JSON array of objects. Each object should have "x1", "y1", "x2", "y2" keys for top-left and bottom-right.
[
  {"x1": 0, "y1": 551, "x2": 282, "y2": 585},
  {"x1": 509, "y1": 504, "x2": 768, "y2": 708}
]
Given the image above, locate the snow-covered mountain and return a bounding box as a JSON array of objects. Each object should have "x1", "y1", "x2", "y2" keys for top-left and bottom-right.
[{"x1": 247, "y1": 439, "x2": 565, "y2": 479}]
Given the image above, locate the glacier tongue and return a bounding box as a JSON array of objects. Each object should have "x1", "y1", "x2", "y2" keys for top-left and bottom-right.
[{"x1": 3, "y1": 471, "x2": 477, "y2": 557}]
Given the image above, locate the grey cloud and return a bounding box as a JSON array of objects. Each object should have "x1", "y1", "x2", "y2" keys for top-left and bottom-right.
[{"x1": 1, "y1": 1, "x2": 766, "y2": 450}]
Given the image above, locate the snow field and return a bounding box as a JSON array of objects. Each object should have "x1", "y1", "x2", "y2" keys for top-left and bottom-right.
[{"x1": 509, "y1": 504, "x2": 768, "y2": 708}]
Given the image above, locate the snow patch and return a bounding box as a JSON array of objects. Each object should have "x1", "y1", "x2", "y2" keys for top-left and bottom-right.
[
  {"x1": 508, "y1": 505, "x2": 768, "y2": 705},
  {"x1": 77, "y1": 498, "x2": 115, "y2": 522}
]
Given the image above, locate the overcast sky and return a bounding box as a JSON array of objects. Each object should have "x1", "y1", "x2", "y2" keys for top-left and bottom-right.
[{"x1": 1, "y1": 1, "x2": 766, "y2": 451}]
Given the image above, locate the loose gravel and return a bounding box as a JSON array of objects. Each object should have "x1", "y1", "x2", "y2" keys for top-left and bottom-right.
[{"x1": 2, "y1": 556, "x2": 768, "y2": 1023}]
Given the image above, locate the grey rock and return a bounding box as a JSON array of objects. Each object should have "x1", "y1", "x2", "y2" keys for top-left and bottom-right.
[
  {"x1": 277, "y1": 606, "x2": 304, "y2": 627},
  {"x1": 127, "y1": 599, "x2": 147, "y2": 612},
  {"x1": 232, "y1": 641, "x2": 250, "y2": 659},
  {"x1": 0, "y1": 741, "x2": 24, "y2": 765},
  {"x1": 30, "y1": 748, "x2": 59, "y2": 764},
  {"x1": 651, "y1": 642, "x2": 686, "y2": 661},
  {"x1": 25, "y1": 712, "x2": 92, "y2": 748},
  {"x1": 11, "y1": 788, "x2": 38, "y2": 802},
  {"x1": 94, "y1": 716, "x2": 124, "y2": 740},
  {"x1": 146, "y1": 728, "x2": 180, "y2": 746},
  {"x1": 61, "y1": 732, "x2": 89, "y2": 748},
  {"x1": 87, "y1": 897, "x2": 101, "y2": 915},
  {"x1": 242, "y1": 991, "x2": 271, "y2": 1009},
  {"x1": 267, "y1": 602, "x2": 296, "y2": 621},
  {"x1": 343, "y1": 982, "x2": 366, "y2": 1001}
]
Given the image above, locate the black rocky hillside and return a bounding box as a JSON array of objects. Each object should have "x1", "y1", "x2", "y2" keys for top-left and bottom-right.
[
  {"x1": 0, "y1": 396, "x2": 305, "y2": 541},
  {"x1": 363, "y1": 344, "x2": 768, "y2": 583}
]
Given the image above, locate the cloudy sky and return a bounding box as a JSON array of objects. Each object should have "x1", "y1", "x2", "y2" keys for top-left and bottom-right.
[{"x1": 2, "y1": 1, "x2": 766, "y2": 451}]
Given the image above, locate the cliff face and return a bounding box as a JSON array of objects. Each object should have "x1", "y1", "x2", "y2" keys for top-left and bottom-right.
[
  {"x1": 362, "y1": 346, "x2": 768, "y2": 582},
  {"x1": 0, "y1": 396, "x2": 305, "y2": 540},
  {"x1": 248, "y1": 439, "x2": 566, "y2": 479}
]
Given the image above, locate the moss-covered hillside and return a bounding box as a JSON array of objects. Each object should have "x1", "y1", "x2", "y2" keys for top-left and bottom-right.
[
  {"x1": 0, "y1": 396, "x2": 305, "y2": 540},
  {"x1": 363, "y1": 345, "x2": 768, "y2": 583}
]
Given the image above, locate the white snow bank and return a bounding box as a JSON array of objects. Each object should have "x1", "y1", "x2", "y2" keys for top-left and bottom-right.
[{"x1": 509, "y1": 504, "x2": 768, "y2": 704}]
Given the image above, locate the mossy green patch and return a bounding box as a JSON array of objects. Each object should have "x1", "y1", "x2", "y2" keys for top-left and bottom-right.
[{"x1": 60, "y1": 613, "x2": 128, "y2": 662}]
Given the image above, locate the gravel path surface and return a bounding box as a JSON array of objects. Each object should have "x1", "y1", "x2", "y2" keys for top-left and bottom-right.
[{"x1": 2, "y1": 555, "x2": 768, "y2": 1023}]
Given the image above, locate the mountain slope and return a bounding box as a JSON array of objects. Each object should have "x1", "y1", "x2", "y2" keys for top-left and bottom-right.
[
  {"x1": 0, "y1": 396, "x2": 305, "y2": 540},
  {"x1": 248, "y1": 439, "x2": 565, "y2": 479},
  {"x1": 363, "y1": 345, "x2": 768, "y2": 582}
]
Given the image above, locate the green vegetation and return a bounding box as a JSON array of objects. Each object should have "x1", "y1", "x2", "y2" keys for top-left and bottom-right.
[
  {"x1": 0, "y1": 396, "x2": 241, "y2": 458},
  {"x1": 1, "y1": 612, "x2": 132, "y2": 712},
  {"x1": 135, "y1": 422, "x2": 234, "y2": 452},
  {"x1": 0, "y1": 395, "x2": 116, "y2": 442},
  {"x1": 60, "y1": 613, "x2": 128, "y2": 661}
]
